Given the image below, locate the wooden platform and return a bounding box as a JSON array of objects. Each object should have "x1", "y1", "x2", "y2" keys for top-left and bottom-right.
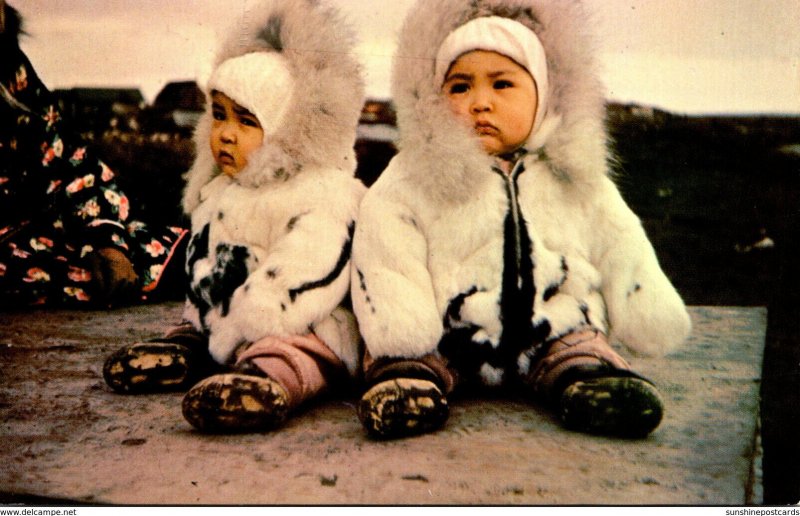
[{"x1": 0, "y1": 304, "x2": 765, "y2": 505}]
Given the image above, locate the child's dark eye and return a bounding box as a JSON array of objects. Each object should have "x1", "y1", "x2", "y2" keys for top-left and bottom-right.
[
  {"x1": 494, "y1": 80, "x2": 513, "y2": 90},
  {"x1": 212, "y1": 109, "x2": 226, "y2": 121},
  {"x1": 240, "y1": 116, "x2": 260, "y2": 128},
  {"x1": 448, "y1": 83, "x2": 469, "y2": 95}
]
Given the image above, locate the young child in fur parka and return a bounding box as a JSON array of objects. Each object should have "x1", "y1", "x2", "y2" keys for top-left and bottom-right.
[
  {"x1": 103, "y1": 0, "x2": 366, "y2": 434},
  {"x1": 351, "y1": 0, "x2": 691, "y2": 439}
]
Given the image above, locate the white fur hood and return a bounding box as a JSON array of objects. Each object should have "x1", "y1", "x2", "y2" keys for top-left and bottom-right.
[
  {"x1": 183, "y1": 0, "x2": 365, "y2": 213},
  {"x1": 391, "y1": 0, "x2": 609, "y2": 204}
]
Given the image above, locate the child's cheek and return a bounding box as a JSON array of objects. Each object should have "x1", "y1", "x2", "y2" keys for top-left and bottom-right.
[{"x1": 446, "y1": 99, "x2": 472, "y2": 129}]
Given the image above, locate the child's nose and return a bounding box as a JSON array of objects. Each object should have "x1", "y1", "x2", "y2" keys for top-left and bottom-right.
[
  {"x1": 470, "y1": 90, "x2": 492, "y2": 113},
  {"x1": 219, "y1": 124, "x2": 237, "y2": 143}
]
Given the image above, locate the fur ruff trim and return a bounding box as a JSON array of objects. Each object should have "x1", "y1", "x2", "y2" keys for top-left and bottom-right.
[
  {"x1": 183, "y1": 0, "x2": 365, "y2": 213},
  {"x1": 392, "y1": 0, "x2": 609, "y2": 204}
]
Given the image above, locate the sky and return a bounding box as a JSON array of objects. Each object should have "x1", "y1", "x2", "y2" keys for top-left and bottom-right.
[{"x1": 13, "y1": 0, "x2": 800, "y2": 115}]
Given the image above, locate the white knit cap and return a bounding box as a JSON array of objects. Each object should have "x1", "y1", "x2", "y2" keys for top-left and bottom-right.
[
  {"x1": 435, "y1": 16, "x2": 549, "y2": 135},
  {"x1": 207, "y1": 51, "x2": 294, "y2": 135}
]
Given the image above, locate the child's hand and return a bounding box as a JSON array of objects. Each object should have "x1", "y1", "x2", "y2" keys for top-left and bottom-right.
[{"x1": 88, "y1": 247, "x2": 140, "y2": 307}]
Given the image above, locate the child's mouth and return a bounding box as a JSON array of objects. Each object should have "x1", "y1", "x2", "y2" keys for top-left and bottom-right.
[
  {"x1": 218, "y1": 151, "x2": 235, "y2": 165},
  {"x1": 475, "y1": 122, "x2": 498, "y2": 135}
]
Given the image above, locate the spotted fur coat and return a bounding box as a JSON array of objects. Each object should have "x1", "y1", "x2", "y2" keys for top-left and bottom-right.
[
  {"x1": 351, "y1": 0, "x2": 691, "y2": 386},
  {"x1": 181, "y1": 0, "x2": 365, "y2": 372}
]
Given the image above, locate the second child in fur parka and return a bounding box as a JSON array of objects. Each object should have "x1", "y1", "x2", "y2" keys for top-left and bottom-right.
[
  {"x1": 104, "y1": 0, "x2": 366, "y2": 434},
  {"x1": 351, "y1": 0, "x2": 691, "y2": 439}
]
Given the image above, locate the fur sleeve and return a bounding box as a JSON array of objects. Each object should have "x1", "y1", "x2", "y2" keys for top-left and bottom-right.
[
  {"x1": 592, "y1": 178, "x2": 691, "y2": 356},
  {"x1": 351, "y1": 188, "x2": 444, "y2": 359},
  {"x1": 204, "y1": 204, "x2": 357, "y2": 364}
]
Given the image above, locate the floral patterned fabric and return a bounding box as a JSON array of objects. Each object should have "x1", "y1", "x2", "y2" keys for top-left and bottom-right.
[{"x1": 0, "y1": 42, "x2": 188, "y2": 308}]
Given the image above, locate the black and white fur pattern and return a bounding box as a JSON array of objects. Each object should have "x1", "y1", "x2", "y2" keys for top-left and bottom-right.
[
  {"x1": 351, "y1": 0, "x2": 691, "y2": 387},
  {"x1": 181, "y1": 0, "x2": 365, "y2": 372}
]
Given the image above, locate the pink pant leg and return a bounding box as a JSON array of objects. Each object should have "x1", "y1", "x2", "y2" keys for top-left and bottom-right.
[
  {"x1": 526, "y1": 329, "x2": 635, "y2": 401},
  {"x1": 235, "y1": 334, "x2": 345, "y2": 409}
]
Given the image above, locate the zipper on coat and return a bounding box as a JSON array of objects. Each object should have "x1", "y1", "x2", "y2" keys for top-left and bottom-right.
[
  {"x1": 491, "y1": 155, "x2": 543, "y2": 370},
  {"x1": 439, "y1": 156, "x2": 542, "y2": 378},
  {"x1": 494, "y1": 158, "x2": 527, "y2": 290}
]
